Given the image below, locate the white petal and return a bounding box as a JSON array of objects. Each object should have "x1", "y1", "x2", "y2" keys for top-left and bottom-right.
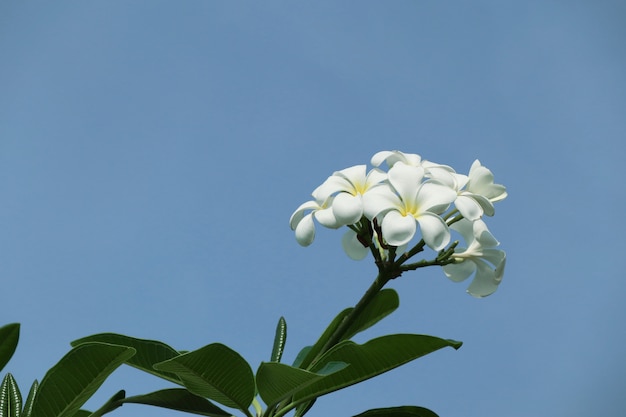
[
  {"x1": 416, "y1": 181, "x2": 457, "y2": 214},
  {"x1": 370, "y1": 151, "x2": 394, "y2": 167},
  {"x1": 381, "y1": 210, "x2": 417, "y2": 246},
  {"x1": 471, "y1": 194, "x2": 495, "y2": 217},
  {"x1": 454, "y1": 195, "x2": 483, "y2": 221},
  {"x1": 453, "y1": 173, "x2": 469, "y2": 190},
  {"x1": 481, "y1": 249, "x2": 506, "y2": 269},
  {"x1": 450, "y1": 218, "x2": 475, "y2": 244},
  {"x1": 468, "y1": 162, "x2": 507, "y2": 202},
  {"x1": 466, "y1": 259, "x2": 501, "y2": 297},
  {"x1": 422, "y1": 160, "x2": 454, "y2": 172},
  {"x1": 417, "y1": 212, "x2": 450, "y2": 250},
  {"x1": 335, "y1": 165, "x2": 366, "y2": 186},
  {"x1": 388, "y1": 163, "x2": 424, "y2": 203},
  {"x1": 332, "y1": 193, "x2": 364, "y2": 225},
  {"x1": 364, "y1": 168, "x2": 388, "y2": 188},
  {"x1": 312, "y1": 175, "x2": 352, "y2": 202},
  {"x1": 473, "y1": 220, "x2": 500, "y2": 247},
  {"x1": 289, "y1": 200, "x2": 320, "y2": 230},
  {"x1": 471, "y1": 164, "x2": 493, "y2": 184},
  {"x1": 362, "y1": 184, "x2": 401, "y2": 219},
  {"x1": 494, "y1": 252, "x2": 506, "y2": 281},
  {"x1": 313, "y1": 205, "x2": 340, "y2": 229},
  {"x1": 426, "y1": 167, "x2": 460, "y2": 189},
  {"x1": 341, "y1": 230, "x2": 369, "y2": 260},
  {"x1": 469, "y1": 159, "x2": 482, "y2": 174},
  {"x1": 401, "y1": 152, "x2": 422, "y2": 166},
  {"x1": 487, "y1": 184, "x2": 508, "y2": 202},
  {"x1": 443, "y1": 260, "x2": 476, "y2": 282},
  {"x1": 294, "y1": 213, "x2": 316, "y2": 246},
  {"x1": 371, "y1": 150, "x2": 421, "y2": 168}
]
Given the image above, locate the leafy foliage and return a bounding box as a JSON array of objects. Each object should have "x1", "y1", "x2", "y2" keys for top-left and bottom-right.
[
  {"x1": 153, "y1": 343, "x2": 256, "y2": 415},
  {"x1": 29, "y1": 342, "x2": 135, "y2": 417},
  {"x1": 0, "y1": 324, "x2": 19, "y2": 374}
]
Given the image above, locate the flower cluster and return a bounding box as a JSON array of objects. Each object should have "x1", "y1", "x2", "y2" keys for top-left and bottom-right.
[{"x1": 290, "y1": 150, "x2": 507, "y2": 297}]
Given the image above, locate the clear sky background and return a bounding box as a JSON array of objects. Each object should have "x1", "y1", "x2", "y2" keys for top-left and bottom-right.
[{"x1": 1, "y1": 2, "x2": 625, "y2": 417}]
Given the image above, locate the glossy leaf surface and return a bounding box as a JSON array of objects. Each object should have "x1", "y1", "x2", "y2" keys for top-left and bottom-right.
[
  {"x1": 296, "y1": 289, "x2": 399, "y2": 369},
  {"x1": 30, "y1": 342, "x2": 135, "y2": 417},
  {"x1": 353, "y1": 405, "x2": 439, "y2": 417},
  {"x1": 72, "y1": 333, "x2": 181, "y2": 384},
  {"x1": 341, "y1": 289, "x2": 399, "y2": 341},
  {"x1": 124, "y1": 389, "x2": 232, "y2": 417},
  {"x1": 154, "y1": 343, "x2": 255, "y2": 413},
  {"x1": 0, "y1": 324, "x2": 20, "y2": 374},
  {"x1": 293, "y1": 334, "x2": 462, "y2": 404},
  {"x1": 256, "y1": 361, "x2": 347, "y2": 408}
]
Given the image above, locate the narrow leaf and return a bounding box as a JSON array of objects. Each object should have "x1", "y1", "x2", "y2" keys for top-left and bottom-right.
[
  {"x1": 292, "y1": 334, "x2": 462, "y2": 404},
  {"x1": 30, "y1": 342, "x2": 135, "y2": 417},
  {"x1": 0, "y1": 374, "x2": 22, "y2": 417},
  {"x1": 0, "y1": 324, "x2": 20, "y2": 374},
  {"x1": 270, "y1": 317, "x2": 287, "y2": 363},
  {"x1": 256, "y1": 361, "x2": 347, "y2": 408},
  {"x1": 71, "y1": 333, "x2": 181, "y2": 384},
  {"x1": 154, "y1": 343, "x2": 255, "y2": 413},
  {"x1": 123, "y1": 389, "x2": 232, "y2": 417},
  {"x1": 20, "y1": 381, "x2": 37, "y2": 417},
  {"x1": 353, "y1": 405, "x2": 439, "y2": 417}
]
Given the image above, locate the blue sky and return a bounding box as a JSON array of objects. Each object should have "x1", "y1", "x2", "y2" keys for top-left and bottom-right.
[{"x1": 1, "y1": 2, "x2": 624, "y2": 417}]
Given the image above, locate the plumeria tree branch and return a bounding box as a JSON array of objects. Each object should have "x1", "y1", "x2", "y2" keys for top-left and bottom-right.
[{"x1": 0, "y1": 149, "x2": 507, "y2": 417}]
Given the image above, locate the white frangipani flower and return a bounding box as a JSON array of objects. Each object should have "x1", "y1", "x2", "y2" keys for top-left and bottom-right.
[
  {"x1": 313, "y1": 165, "x2": 387, "y2": 227},
  {"x1": 289, "y1": 195, "x2": 339, "y2": 247},
  {"x1": 443, "y1": 218, "x2": 506, "y2": 297},
  {"x1": 363, "y1": 162, "x2": 457, "y2": 250},
  {"x1": 290, "y1": 150, "x2": 507, "y2": 292}
]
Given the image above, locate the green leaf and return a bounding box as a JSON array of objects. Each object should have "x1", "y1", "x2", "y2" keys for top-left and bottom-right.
[
  {"x1": 0, "y1": 374, "x2": 22, "y2": 417},
  {"x1": 352, "y1": 405, "x2": 439, "y2": 417},
  {"x1": 71, "y1": 333, "x2": 181, "y2": 384},
  {"x1": 270, "y1": 317, "x2": 287, "y2": 363},
  {"x1": 293, "y1": 399, "x2": 315, "y2": 417},
  {"x1": 256, "y1": 361, "x2": 347, "y2": 408},
  {"x1": 294, "y1": 309, "x2": 351, "y2": 369},
  {"x1": 0, "y1": 324, "x2": 20, "y2": 374},
  {"x1": 295, "y1": 289, "x2": 399, "y2": 370},
  {"x1": 85, "y1": 389, "x2": 125, "y2": 417},
  {"x1": 292, "y1": 346, "x2": 312, "y2": 369},
  {"x1": 341, "y1": 289, "x2": 399, "y2": 341},
  {"x1": 20, "y1": 381, "x2": 37, "y2": 417},
  {"x1": 292, "y1": 334, "x2": 462, "y2": 405},
  {"x1": 123, "y1": 389, "x2": 232, "y2": 417},
  {"x1": 30, "y1": 342, "x2": 135, "y2": 417},
  {"x1": 154, "y1": 343, "x2": 255, "y2": 413}
]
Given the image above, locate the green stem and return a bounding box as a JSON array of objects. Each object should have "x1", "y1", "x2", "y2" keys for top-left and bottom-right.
[{"x1": 394, "y1": 239, "x2": 426, "y2": 266}]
